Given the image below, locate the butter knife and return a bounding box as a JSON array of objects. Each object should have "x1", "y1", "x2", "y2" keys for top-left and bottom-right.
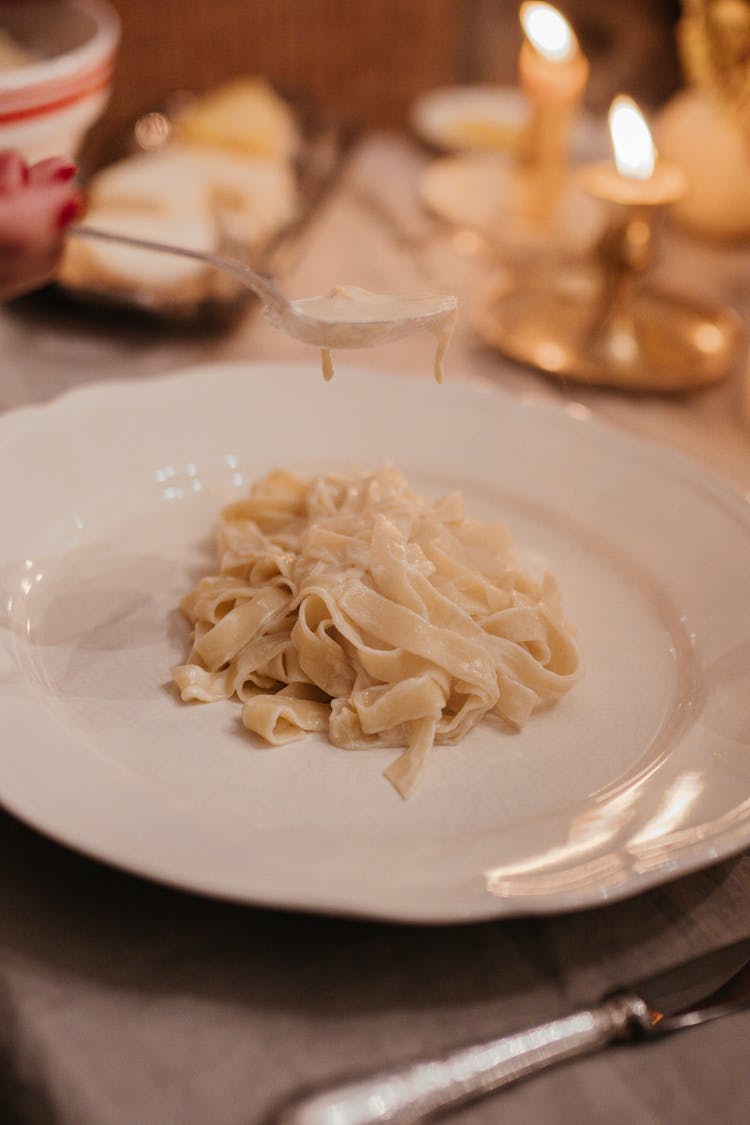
[{"x1": 274, "y1": 938, "x2": 750, "y2": 1125}]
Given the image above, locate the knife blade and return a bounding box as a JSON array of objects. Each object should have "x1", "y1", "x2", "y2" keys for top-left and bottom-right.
[{"x1": 273, "y1": 938, "x2": 750, "y2": 1125}]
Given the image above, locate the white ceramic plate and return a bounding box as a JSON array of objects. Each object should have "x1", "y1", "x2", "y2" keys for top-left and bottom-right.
[
  {"x1": 2, "y1": 362, "x2": 749, "y2": 922},
  {"x1": 410, "y1": 85, "x2": 529, "y2": 153},
  {"x1": 418, "y1": 152, "x2": 606, "y2": 256},
  {"x1": 410, "y1": 84, "x2": 606, "y2": 161},
  {"x1": 414, "y1": 90, "x2": 608, "y2": 256}
]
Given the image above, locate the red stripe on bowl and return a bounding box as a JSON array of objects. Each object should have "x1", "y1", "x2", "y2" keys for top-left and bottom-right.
[
  {"x1": 0, "y1": 55, "x2": 115, "y2": 115},
  {"x1": 0, "y1": 62, "x2": 114, "y2": 124}
]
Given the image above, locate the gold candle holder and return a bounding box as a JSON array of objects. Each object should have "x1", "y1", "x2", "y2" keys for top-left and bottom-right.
[{"x1": 474, "y1": 97, "x2": 744, "y2": 391}]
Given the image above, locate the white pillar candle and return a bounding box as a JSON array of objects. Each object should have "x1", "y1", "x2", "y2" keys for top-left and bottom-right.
[{"x1": 518, "y1": 2, "x2": 589, "y2": 221}]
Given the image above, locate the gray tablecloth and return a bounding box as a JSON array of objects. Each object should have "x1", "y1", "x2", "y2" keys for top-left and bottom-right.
[{"x1": 1, "y1": 135, "x2": 749, "y2": 1125}]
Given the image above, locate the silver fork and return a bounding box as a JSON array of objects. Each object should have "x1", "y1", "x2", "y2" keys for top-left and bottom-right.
[{"x1": 68, "y1": 225, "x2": 457, "y2": 352}]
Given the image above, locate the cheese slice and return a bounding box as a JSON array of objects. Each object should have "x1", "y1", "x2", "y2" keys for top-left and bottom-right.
[
  {"x1": 89, "y1": 145, "x2": 296, "y2": 245},
  {"x1": 175, "y1": 78, "x2": 298, "y2": 160}
]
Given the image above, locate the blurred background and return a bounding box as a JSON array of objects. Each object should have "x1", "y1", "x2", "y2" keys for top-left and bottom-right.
[
  {"x1": 87, "y1": 0, "x2": 683, "y2": 157},
  {"x1": 5, "y1": 0, "x2": 742, "y2": 389}
]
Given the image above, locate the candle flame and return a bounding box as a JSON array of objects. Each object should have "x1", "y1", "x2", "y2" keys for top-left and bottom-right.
[
  {"x1": 520, "y1": 2, "x2": 577, "y2": 62},
  {"x1": 609, "y1": 95, "x2": 656, "y2": 180}
]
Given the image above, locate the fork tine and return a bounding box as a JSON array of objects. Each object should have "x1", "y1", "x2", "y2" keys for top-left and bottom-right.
[{"x1": 655, "y1": 997, "x2": 750, "y2": 1035}]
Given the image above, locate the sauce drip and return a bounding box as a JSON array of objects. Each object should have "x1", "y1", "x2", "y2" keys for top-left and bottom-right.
[{"x1": 291, "y1": 286, "x2": 457, "y2": 383}]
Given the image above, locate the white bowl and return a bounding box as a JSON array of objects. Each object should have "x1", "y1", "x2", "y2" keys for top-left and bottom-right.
[
  {"x1": 410, "y1": 84, "x2": 529, "y2": 154},
  {"x1": 0, "y1": 0, "x2": 120, "y2": 162}
]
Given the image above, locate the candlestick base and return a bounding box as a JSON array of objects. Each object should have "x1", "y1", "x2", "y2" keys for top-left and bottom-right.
[{"x1": 473, "y1": 261, "x2": 744, "y2": 391}]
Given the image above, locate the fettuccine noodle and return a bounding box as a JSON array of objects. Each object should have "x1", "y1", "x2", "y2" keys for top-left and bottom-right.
[{"x1": 174, "y1": 466, "x2": 581, "y2": 797}]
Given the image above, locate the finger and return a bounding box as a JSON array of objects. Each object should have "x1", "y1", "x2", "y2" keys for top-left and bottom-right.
[
  {"x1": 29, "y1": 157, "x2": 78, "y2": 186},
  {"x1": 0, "y1": 245, "x2": 60, "y2": 301},
  {"x1": 0, "y1": 183, "x2": 85, "y2": 252},
  {"x1": 0, "y1": 150, "x2": 29, "y2": 193}
]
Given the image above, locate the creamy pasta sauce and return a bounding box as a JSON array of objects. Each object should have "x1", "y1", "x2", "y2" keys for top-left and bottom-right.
[{"x1": 287, "y1": 286, "x2": 458, "y2": 382}]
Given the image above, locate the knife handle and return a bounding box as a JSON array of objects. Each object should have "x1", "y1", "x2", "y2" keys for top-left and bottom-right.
[{"x1": 274, "y1": 992, "x2": 650, "y2": 1125}]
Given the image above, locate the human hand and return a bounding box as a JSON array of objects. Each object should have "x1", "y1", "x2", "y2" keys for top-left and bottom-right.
[{"x1": 0, "y1": 149, "x2": 83, "y2": 301}]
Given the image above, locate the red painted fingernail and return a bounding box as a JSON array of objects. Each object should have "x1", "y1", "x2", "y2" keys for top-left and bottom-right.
[
  {"x1": 57, "y1": 197, "x2": 82, "y2": 229},
  {"x1": 53, "y1": 163, "x2": 77, "y2": 183}
]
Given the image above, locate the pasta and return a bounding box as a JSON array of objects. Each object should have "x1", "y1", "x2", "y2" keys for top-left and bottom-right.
[{"x1": 173, "y1": 466, "x2": 581, "y2": 797}]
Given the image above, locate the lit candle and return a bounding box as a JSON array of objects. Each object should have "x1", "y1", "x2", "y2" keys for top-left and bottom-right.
[
  {"x1": 581, "y1": 95, "x2": 687, "y2": 207},
  {"x1": 518, "y1": 2, "x2": 589, "y2": 221}
]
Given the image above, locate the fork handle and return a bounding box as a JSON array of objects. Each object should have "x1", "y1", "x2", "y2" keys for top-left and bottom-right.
[
  {"x1": 274, "y1": 993, "x2": 650, "y2": 1125},
  {"x1": 69, "y1": 225, "x2": 285, "y2": 310}
]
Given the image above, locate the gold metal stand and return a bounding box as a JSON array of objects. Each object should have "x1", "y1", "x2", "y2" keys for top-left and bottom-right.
[{"x1": 473, "y1": 206, "x2": 744, "y2": 391}]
